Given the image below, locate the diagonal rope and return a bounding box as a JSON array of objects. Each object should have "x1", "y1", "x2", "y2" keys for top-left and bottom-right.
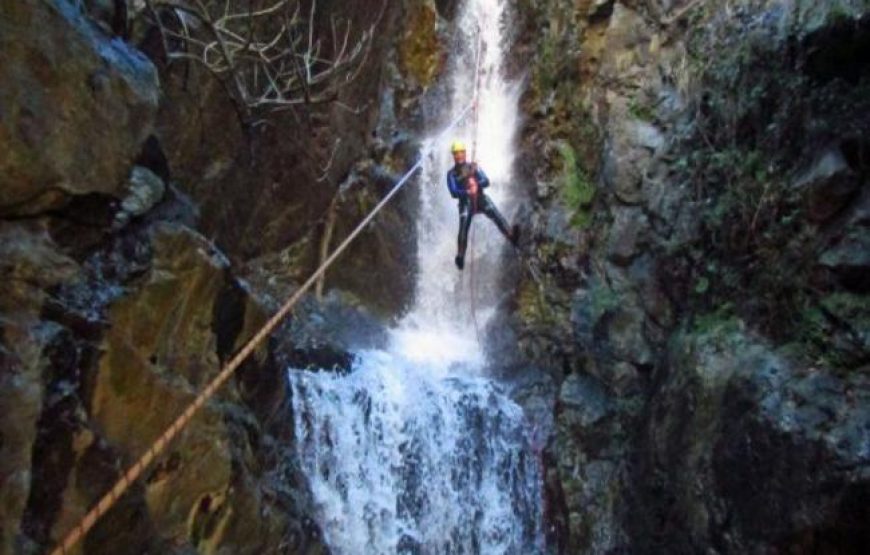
[{"x1": 49, "y1": 100, "x2": 476, "y2": 555}]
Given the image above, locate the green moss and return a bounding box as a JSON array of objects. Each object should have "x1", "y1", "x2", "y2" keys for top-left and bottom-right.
[
  {"x1": 628, "y1": 96, "x2": 656, "y2": 122},
  {"x1": 589, "y1": 282, "x2": 620, "y2": 323},
  {"x1": 827, "y1": 1, "x2": 854, "y2": 24},
  {"x1": 538, "y1": 33, "x2": 558, "y2": 91},
  {"x1": 557, "y1": 142, "x2": 595, "y2": 229},
  {"x1": 786, "y1": 293, "x2": 870, "y2": 368},
  {"x1": 516, "y1": 277, "x2": 567, "y2": 328},
  {"x1": 692, "y1": 303, "x2": 741, "y2": 337}
]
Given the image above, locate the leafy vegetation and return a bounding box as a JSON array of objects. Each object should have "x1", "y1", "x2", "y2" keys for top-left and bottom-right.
[
  {"x1": 667, "y1": 4, "x2": 870, "y2": 368},
  {"x1": 628, "y1": 96, "x2": 656, "y2": 122}
]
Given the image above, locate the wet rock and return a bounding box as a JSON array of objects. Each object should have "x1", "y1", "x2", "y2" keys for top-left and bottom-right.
[
  {"x1": 69, "y1": 222, "x2": 328, "y2": 553},
  {"x1": 600, "y1": 303, "x2": 654, "y2": 368},
  {"x1": 819, "y1": 292, "x2": 870, "y2": 359},
  {"x1": 792, "y1": 145, "x2": 860, "y2": 222},
  {"x1": 87, "y1": 224, "x2": 233, "y2": 539},
  {"x1": 0, "y1": 222, "x2": 82, "y2": 313},
  {"x1": 631, "y1": 328, "x2": 870, "y2": 552},
  {"x1": 0, "y1": 0, "x2": 158, "y2": 216},
  {"x1": 434, "y1": 0, "x2": 459, "y2": 20},
  {"x1": 113, "y1": 165, "x2": 167, "y2": 228},
  {"x1": 589, "y1": 0, "x2": 616, "y2": 21},
  {"x1": 819, "y1": 230, "x2": 870, "y2": 292},
  {"x1": 607, "y1": 206, "x2": 649, "y2": 266},
  {"x1": 82, "y1": 0, "x2": 126, "y2": 36},
  {"x1": 0, "y1": 322, "x2": 60, "y2": 555},
  {"x1": 0, "y1": 214, "x2": 329, "y2": 553},
  {"x1": 558, "y1": 372, "x2": 613, "y2": 428},
  {"x1": 553, "y1": 368, "x2": 631, "y2": 553}
]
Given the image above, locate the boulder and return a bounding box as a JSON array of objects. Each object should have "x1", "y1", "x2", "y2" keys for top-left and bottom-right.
[
  {"x1": 0, "y1": 0, "x2": 159, "y2": 216},
  {"x1": 602, "y1": 118, "x2": 660, "y2": 205},
  {"x1": 792, "y1": 145, "x2": 860, "y2": 222},
  {"x1": 606, "y1": 206, "x2": 649, "y2": 266},
  {"x1": 819, "y1": 230, "x2": 870, "y2": 292},
  {"x1": 0, "y1": 222, "x2": 82, "y2": 314},
  {"x1": 113, "y1": 165, "x2": 166, "y2": 228},
  {"x1": 558, "y1": 372, "x2": 614, "y2": 428},
  {"x1": 553, "y1": 370, "x2": 631, "y2": 553},
  {"x1": 600, "y1": 303, "x2": 654, "y2": 368},
  {"x1": 631, "y1": 328, "x2": 870, "y2": 552}
]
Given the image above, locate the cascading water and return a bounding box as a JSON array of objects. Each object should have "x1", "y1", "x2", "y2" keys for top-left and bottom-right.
[{"x1": 289, "y1": 1, "x2": 541, "y2": 553}]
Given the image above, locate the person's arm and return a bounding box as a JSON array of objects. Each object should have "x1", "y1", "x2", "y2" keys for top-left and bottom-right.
[
  {"x1": 447, "y1": 171, "x2": 465, "y2": 199},
  {"x1": 475, "y1": 166, "x2": 491, "y2": 188}
]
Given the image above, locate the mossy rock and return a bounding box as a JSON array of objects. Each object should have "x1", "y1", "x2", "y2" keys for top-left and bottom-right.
[
  {"x1": 399, "y1": 3, "x2": 443, "y2": 88},
  {"x1": 557, "y1": 142, "x2": 596, "y2": 229}
]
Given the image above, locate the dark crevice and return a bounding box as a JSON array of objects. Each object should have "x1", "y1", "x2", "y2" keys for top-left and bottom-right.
[
  {"x1": 841, "y1": 137, "x2": 870, "y2": 174},
  {"x1": 804, "y1": 15, "x2": 870, "y2": 85},
  {"x1": 135, "y1": 135, "x2": 171, "y2": 184},
  {"x1": 588, "y1": 0, "x2": 615, "y2": 25},
  {"x1": 19, "y1": 329, "x2": 82, "y2": 548},
  {"x1": 212, "y1": 275, "x2": 247, "y2": 364}
]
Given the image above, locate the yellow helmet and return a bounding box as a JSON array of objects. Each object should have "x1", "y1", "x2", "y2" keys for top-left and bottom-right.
[{"x1": 450, "y1": 141, "x2": 466, "y2": 153}]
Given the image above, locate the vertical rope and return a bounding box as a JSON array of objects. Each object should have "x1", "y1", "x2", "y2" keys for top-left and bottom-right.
[{"x1": 467, "y1": 19, "x2": 486, "y2": 350}]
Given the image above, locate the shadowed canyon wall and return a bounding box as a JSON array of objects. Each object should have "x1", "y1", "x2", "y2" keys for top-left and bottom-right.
[{"x1": 508, "y1": 0, "x2": 869, "y2": 552}]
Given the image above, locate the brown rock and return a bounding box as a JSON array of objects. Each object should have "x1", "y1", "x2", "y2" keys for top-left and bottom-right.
[
  {"x1": 399, "y1": 2, "x2": 443, "y2": 89},
  {"x1": 87, "y1": 223, "x2": 232, "y2": 542},
  {"x1": 606, "y1": 206, "x2": 649, "y2": 266},
  {"x1": 0, "y1": 0, "x2": 158, "y2": 216},
  {"x1": 792, "y1": 145, "x2": 860, "y2": 222},
  {"x1": 0, "y1": 322, "x2": 55, "y2": 555}
]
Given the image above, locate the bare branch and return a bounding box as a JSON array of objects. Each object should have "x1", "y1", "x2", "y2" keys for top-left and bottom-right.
[{"x1": 143, "y1": 0, "x2": 375, "y2": 121}]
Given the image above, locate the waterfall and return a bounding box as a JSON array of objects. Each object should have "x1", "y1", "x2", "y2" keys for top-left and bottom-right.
[{"x1": 288, "y1": 1, "x2": 541, "y2": 553}]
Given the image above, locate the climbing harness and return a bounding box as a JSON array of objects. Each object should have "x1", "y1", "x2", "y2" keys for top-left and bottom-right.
[{"x1": 49, "y1": 100, "x2": 477, "y2": 555}]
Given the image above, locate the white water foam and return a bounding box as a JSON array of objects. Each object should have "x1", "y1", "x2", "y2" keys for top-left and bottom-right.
[{"x1": 288, "y1": 1, "x2": 541, "y2": 553}]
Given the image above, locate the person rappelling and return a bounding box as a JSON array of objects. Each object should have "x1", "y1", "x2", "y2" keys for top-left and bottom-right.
[{"x1": 446, "y1": 141, "x2": 519, "y2": 270}]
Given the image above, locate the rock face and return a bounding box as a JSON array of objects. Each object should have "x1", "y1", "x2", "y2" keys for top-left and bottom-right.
[
  {"x1": 147, "y1": 0, "x2": 432, "y2": 316},
  {"x1": 632, "y1": 327, "x2": 870, "y2": 553},
  {"x1": 510, "y1": 0, "x2": 870, "y2": 552},
  {"x1": 0, "y1": 0, "x2": 158, "y2": 216},
  {"x1": 0, "y1": 0, "x2": 432, "y2": 553}
]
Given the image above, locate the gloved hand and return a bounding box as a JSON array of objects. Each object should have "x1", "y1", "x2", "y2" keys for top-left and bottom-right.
[{"x1": 466, "y1": 176, "x2": 479, "y2": 197}]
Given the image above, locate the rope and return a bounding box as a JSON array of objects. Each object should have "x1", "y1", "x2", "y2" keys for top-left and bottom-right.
[
  {"x1": 49, "y1": 100, "x2": 476, "y2": 555},
  {"x1": 467, "y1": 20, "x2": 486, "y2": 350},
  {"x1": 470, "y1": 22, "x2": 485, "y2": 165},
  {"x1": 468, "y1": 204, "x2": 482, "y2": 348}
]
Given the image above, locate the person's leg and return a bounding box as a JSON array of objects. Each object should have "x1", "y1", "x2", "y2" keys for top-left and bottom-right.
[
  {"x1": 456, "y1": 199, "x2": 472, "y2": 269},
  {"x1": 480, "y1": 195, "x2": 518, "y2": 244}
]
